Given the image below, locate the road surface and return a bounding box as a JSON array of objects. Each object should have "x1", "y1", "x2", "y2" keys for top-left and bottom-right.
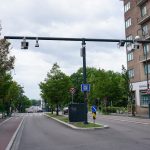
[{"x1": 12, "y1": 113, "x2": 150, "y2": 150}]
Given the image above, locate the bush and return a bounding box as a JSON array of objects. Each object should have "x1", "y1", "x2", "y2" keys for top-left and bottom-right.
[{"x1": 101, "y1": 107, "x2": 127, "y2": 114}]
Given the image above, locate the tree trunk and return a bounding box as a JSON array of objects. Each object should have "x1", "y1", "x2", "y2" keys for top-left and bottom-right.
[{"x1": 56, "y1": 104, "x2": 59, "y2": 116}]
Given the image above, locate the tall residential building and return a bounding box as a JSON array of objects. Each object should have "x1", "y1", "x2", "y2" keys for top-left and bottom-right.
[{"x1": 122, "y1": 0, "x2": 150, "y2": 115}]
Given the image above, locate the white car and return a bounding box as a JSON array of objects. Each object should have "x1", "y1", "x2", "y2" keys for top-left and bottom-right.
[{"x1": 63, "y1": 107, "x2": 68, "y2": 114}]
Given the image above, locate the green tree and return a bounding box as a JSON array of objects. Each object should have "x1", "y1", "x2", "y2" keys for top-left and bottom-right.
[
  {"x1": 122, "y1": 65, "x2": 135, "y2": 116},
  {"x1": 0, "y1": 39, "x2": 15, "y2": 117},
  {"x1": 39, "y1": 63, "x2": 71, "y2": 115}
]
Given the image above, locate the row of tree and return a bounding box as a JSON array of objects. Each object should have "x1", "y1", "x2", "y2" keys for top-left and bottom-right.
[
  {"x1": 39, "y1": 63, "x2": 131, "y2": 115},
  {"x1": 0, "y1": 39, "x2": 31, "y2": 117}
]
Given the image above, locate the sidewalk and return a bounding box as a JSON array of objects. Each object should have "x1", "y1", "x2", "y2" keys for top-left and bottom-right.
[
  {"x1": 109, "y1": 113, "x2": 149, "y2": 119},
  {"x1": 0, "y1": 117, "x2": 23, "y2": 150},
  {"x1": 94, "y1": 113, "x2": 150, "y2": 125}
]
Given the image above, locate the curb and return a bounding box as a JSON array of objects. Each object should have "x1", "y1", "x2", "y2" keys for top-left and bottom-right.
[
  {"x1": 0, "y1": 117, "x2": 12, "y2": 126},
  {"x1": 44, "y1": 114, "x2": 109, "y2": 130},
  {"x1": 5, "y1": 117, "x2": 25, "y2": 150}
]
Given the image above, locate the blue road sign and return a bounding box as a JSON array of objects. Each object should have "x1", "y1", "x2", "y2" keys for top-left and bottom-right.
[
  {"x1": 92, "y1": 105, "x2": 97, "y2": 113},
  {"x1": 81, "y1": 84, "x2": 90, "y2": 92}
]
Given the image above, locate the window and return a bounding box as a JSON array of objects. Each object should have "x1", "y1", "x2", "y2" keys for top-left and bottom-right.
[
  {"x1": 126, "y1": 35, "x2": 133, "y2": 46},
  {"x1": 140, "y1": 91, "x2": 150, "y2": 107},
  {"x1": 143, "y1": 44, "x2": 149, "y2": 55},
  {"x1": 141, "y1": 5, "x2": 147, "y2": 17},
  {"x1": 124, "y1": 2, "x2": 130, "y2": 13},
  {"x1": 144, "y1": 63, "x2": 150, "y2": 74},
  {"x1": 142, "y1": 24, "x2": 148, "y2": 36},
  {"x1": 127, "y1": 52, "x2": 133, "y2": 61},
  {"x1": 128, "y1": 69, "x2": 134, "y2": 78},
  {"x1": 125, "y1": 18, "x2": 131, "y2": 28}
]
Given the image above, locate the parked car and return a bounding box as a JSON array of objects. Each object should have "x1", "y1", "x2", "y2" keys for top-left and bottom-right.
[
  {"x1": 37, "y1": 109, "x2": 43, "y2": 112},
  {"x1": 63, "y1": 107, "x2": 68, "y2": 115}
]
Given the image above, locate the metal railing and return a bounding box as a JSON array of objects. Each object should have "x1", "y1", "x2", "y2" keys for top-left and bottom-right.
[
  {"x1": 139, "y1": 52, "x2": 150, "y2": 62},
  {"x1": 137, "y1": 0, "x2": 148, "y2": 6},
  {"x1": 138, "y1": 28, "x2": 150, "y2": 40},
  {"x1": 137, "y1": 8, "x2": 150, "y2": 24}
]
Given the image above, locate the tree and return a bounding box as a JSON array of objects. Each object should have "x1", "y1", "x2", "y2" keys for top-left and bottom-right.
[
  {"x1": 122, "y1": 65, "x2": 135, "y2": 116},
  {"x1": 70, "y1": 68, "x2": 84, "y2": 103},
  {"x1": 39, "y1": 63, "x2": 71, "y2": 115},
  {"x1": 0, "y1": 39, "x2": 15, "y2": 117},
  {"x1": 0, "y1": 39, "x2": 15, "y2": 73}
]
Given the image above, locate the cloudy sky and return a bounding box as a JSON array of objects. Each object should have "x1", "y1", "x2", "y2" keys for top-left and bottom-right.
[{"x1": 0, "y1": 0, "x2": 126, "y2": 100}]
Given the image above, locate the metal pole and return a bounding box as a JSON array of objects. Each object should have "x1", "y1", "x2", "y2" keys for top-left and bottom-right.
[
  {"x1": 145, "y1": 44, "x2": 149, "y2": 89},
  {"x1": 4, "y1": 36, "x2": 150, "y2": 44},
  {"x1": 72, "y1": 93, "x2": 73, "y2": 103},
  {"x1": 82, "y1": 40, "x2": 88, "y2": 124},
  {"x1": 145, "y1": 44, "x2": 150, "y2": 119}
]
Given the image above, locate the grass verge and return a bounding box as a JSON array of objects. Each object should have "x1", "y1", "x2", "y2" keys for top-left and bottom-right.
[{"x1": 46, "y1": 113, "x2": 102, "y2": 128}]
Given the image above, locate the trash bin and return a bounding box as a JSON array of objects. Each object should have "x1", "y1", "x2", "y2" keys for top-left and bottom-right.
[{"x1": 69, "y1": 103, "x2": 85, "y2": 122}]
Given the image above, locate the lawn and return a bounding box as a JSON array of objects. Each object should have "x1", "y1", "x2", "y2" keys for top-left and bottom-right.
[{"x1": 46, "y1": 113, "x2": 102, "y2": 128}]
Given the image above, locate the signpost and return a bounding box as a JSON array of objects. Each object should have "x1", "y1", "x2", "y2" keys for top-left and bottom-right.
[
  {"x1": 81, "y1": 84, "x2": 90, "y2": 92},
  {"x1": 70, "y1": 87, "x2": 76, "y2": 103},
  {"x1": 91, "y1": 105, "x2": 97, "y2": 123}
]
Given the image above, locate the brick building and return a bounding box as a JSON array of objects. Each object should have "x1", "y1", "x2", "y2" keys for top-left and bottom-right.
[{"x1": 122, "y1": 0, "x2": 150, "y2": 115}]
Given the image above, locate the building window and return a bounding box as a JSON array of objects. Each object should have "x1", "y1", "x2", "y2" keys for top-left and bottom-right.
[
  {"x1": 127, "y1": 52, "x2": 133, "y2": 61},
  {"x1": 142, "y1": 24, "x2": 148, "y2": 36},
  {"x1": 144, "y1": 63, "x2": 150, "y2": 74},
  {"x1": 143, "y1": 44, "x2": 149, "y2": 55},
  {"x1": 124, "y1": 2, "x2": 130, "y2": 13},
  {"x1": 126, "y1": 35, "x2": 133, "y2": 46},
  {"x1": 141, "y1": 5, "x2": 147, "y2": 17},
  {"x1": 125, "y1": 18, "x2": 131, "y2": 28},
  {"x1": 128, "y1": 69, "x2": 134, "y2": 78},
  {"x1": 140, "y1": 91, "x2": 150, "y2": 107}
]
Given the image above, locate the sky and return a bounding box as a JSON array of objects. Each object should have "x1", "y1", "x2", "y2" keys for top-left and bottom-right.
[{"x1": 0, "y1": 0, "x2": 126, "y2": 100}]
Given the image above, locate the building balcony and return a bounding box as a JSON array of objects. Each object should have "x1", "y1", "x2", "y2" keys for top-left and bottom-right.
[
  {"x1": 138, "y1": 28, "x2": 150, "y2": 40},
  {"x1": 137, "y1": 9, "x2": 150, "y2": 25},
  {"x1": 137, "y1": 0, "x2": 148, "y2": 6},
  {"x1": 139, "y1": 52, "x2": 150, "y2": 62}
]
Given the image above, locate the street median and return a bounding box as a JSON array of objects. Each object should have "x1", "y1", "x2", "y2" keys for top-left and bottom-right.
[{"x1": 44, "y1": 113, "x2": 109, "y2": 130}]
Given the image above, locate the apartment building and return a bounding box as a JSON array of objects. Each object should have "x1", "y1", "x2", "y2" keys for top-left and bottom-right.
[{"x1": 123, "y1": 0, "x2": 150, "y2": 115}]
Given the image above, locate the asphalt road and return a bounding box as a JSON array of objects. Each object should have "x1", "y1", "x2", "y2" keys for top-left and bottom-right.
[{"x1": 12, "y1": 113, "x2": 150, "y2": 150}]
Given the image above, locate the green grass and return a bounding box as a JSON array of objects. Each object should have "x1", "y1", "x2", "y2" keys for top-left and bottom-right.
[
  {"x1": 46, "y1": 113, "x2": 102, "y2": 128},
  {"x1": 46, "y1": 113, "x2": 69, "y2": 123}
]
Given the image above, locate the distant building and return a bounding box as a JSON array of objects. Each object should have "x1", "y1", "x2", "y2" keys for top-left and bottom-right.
[{"x1": 122, "y1": 0, "x2": 150, "y2": 115}]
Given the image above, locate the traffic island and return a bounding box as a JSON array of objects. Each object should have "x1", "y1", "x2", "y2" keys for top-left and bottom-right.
[{"x1": 44, "y1": 113, "x2": 109, "y2": 130}]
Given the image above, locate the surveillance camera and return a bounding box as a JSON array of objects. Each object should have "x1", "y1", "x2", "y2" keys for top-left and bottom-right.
[{"x1": 21, "y1": 41, "x2": 29, "y2": 49}]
